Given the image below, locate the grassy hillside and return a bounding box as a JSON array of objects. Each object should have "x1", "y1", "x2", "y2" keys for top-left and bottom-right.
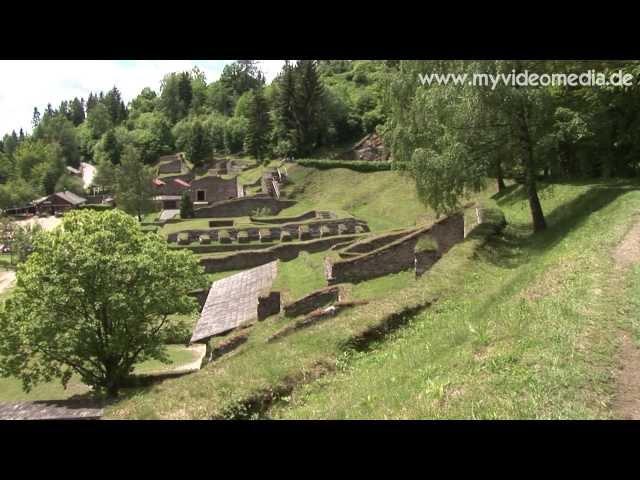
[
  {"x1": 106, "y1": 178, "x2": 640, "y2": 419},
  {"x1": 280, "y1": 165, "x2": 438, "y2": 231},
  {"x1": 269, "y1": 180, "x2": 640, "y2": 419}
]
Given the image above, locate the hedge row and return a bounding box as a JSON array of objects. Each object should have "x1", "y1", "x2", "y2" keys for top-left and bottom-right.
[
  {"x1": 296, "y1": 159, "x2": 392, "y2": 172},
  {"x1": 78, "y1": 204, "x2": 114, "y2": 211}
]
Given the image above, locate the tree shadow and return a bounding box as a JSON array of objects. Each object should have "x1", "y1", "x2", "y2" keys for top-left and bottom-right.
[{"x1": 478, "y1": 183, "x2": 638, "y2": 270}]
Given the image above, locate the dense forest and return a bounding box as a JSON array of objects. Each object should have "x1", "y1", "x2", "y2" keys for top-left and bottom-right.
[
  {"x1": 2, "y1": 59, "x2": 640, "y2": 232},
  {"x1": 0, "y1": 60, "x2": 387, "y2": 209}
]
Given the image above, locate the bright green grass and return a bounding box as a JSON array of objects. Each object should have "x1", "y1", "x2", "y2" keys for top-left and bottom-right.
[
  {"x1": 280, "y1": 165, "x2": 447, "y2": 232},
  {"x1": 269, "y1": 180, "x2": 640, "y2": 419},
  {"x1": 272, "y1": 252, "x2": 329, "y2": 304},
  {"x1": 0, "y1": 253, "x2": 14, "y2": 271},
  {"x1": 0, "y1": 375, "x2": 91, "y2": 402},
  {"x1": 0, "y1": 345, "x2": 198, "y2": 402},
  {"x1": 133, "y1": 345, "x2": 199, "y2": 374}
]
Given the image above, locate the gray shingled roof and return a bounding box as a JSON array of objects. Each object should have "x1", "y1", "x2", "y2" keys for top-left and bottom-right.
[
  {"x1": 55, "y1": 191, "x2": 87, "y2": 205},
  {"x1": 191, "y1": 261, "x2": 278, "y2": 343}
]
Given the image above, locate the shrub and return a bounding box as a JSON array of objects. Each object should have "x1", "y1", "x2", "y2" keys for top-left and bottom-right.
[
  {"x1": 78, "y1": 204, "x2": 113, "y2": 211},
  {"x1": 177, "y1": 233, "x2": 190, "y2": 245},
  {"x1": 355, "y1": 225, "x2": 366, "y2": 234},
  {"x1": 281, "y1": 230, "x2": 292, "y2": 242},
  {"x1": 296, "y1": 159, "x2": 392, "y2": 172},
  {"x1": 237, "y1": 231, "x2": 249, "y2": 243},
  {"x1": 199, "y1": 234, "x2": 211, "y2": 245},
  {"x1": 218, "y1": 230, "x2": 231, "y2": 244},
  {"x1": 320, "y1": 225, "x2": 332, "y2": 237},
  {"x1": 338, "y1": 224, "x2": 349, "y2": 235}
]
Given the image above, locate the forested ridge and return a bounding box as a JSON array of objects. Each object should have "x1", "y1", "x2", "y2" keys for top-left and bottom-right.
[
  {"x1": 2, "y1": 59, "x2": 640, "y2": 233},
  {"x1": 0, "y1": 60, "x2": 387, "y2": 209}
]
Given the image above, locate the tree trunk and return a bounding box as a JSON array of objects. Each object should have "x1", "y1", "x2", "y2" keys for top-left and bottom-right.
[
  {"x1": 516, "y1": 102, "x2": 547, "y2": 232},
  {"x1": 496, "y1": 160, "x2": 506, "y2": 192}
]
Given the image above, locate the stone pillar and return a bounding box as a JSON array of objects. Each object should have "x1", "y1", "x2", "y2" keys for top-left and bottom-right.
[{"x1": 258, "y1": 291, "x2": 281, "y2": 321}]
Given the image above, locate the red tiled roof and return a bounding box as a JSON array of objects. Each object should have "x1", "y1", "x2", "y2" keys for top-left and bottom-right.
[{"x1": 174, "y1": 178, "x2": 191, "y2": 188}]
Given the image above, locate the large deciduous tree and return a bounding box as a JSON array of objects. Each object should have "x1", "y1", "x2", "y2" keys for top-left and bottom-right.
[
  {"x1": 384, "y1": 60, "x2": 553, "y2": 232},
  {"x1": 0, "y1": 209, "x2": 204, "y2": 397}
]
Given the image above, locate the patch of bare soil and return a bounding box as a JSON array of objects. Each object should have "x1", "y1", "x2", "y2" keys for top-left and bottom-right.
[
  {"x1": 613, "y1": 332, "x2": 640, "y2": 419},
  {"x1": 612, "y1": 217, "x2": 640, "y2": 419},
  {"x1": 612, "y1": 217, "x2": 640, "y2": 269},
  {"x1": 0, "y1": 270, "x2": 16, "y2": 295}
]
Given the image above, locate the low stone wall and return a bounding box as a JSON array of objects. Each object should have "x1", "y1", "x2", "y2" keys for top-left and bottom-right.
[
  {"x1": 199, "y1": 234, "x2": 365, "y2": 273},
  {"x1": 326, "y1": 213, "x2": 465, "y2": 285},
  {"x1": 340, "y1": 228, "x2": 418, "y2": 257},
  {"x1": 415, "y1": 250, "x2": 441, "y2": 277},
  {"x1": 250, "y1": 210, "x2": 318, "y2": 224},
  {"x1": 167, "y1": 217, "x2": 366, "y2": 244},
  {"x1": 283, "y1": 286, "x2": 341, "y2": 318},
  {"x1": 258, "y1": 291, "x2": 281, "y2": 320},
  {"x1": 209, "y1": 220, "x2": 235, "y2": 228},
  {"x1": 189, "y1": 289, "x2": 210, "y2": 310},
  {"x1": 193, "y1": 197, "x2": 296, "y2": 218}
]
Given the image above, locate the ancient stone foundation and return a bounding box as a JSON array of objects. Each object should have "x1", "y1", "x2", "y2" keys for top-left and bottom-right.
[{"x1": 258, "y1": 291, "x2": 281, "y2": 320}]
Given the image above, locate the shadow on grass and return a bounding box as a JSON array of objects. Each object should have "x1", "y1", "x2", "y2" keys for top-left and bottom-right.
[{"x1": 479, "y1": 183, "x2": 638, "y2": 270}]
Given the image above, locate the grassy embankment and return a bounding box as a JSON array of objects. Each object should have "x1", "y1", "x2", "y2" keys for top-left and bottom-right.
[{"x1": 106, "y1": 178, "x2": 640, "y2": 419}]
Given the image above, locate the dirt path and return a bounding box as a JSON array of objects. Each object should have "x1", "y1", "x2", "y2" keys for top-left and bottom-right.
[
  {"x1": 0, "y1": 270, "x2": 16, "y2": 296},
  {"x1": 611, "y1": 216, "x2": 640, "y2": 419}
]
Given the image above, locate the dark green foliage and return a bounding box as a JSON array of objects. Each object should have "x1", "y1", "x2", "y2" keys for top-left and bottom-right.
[
  {"x1": 78, "y1": 204, "x2": 113, "y2": 211},
  {"x1": 296, "y1": 159, "x2": 392, "y2": 172},
  {"x1": 245, "y1": 88, "x2": 271, "y2": 161},
  {"x1": 180, "y1": 192, "x2": 195, "y2": 219}
]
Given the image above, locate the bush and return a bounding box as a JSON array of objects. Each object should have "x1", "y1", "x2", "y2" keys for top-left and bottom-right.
[
  {"x1": 199, "y1": 234, "x2": 211, "y2": 245},
  {"x1": 320, "y1": 225, "x2": 332, "y2": 237},
  {"x1": 78, "y1": 204, "x2": 113, "y2": 211},
  {"x1": 338, "y1": 224, "x2": 349, "y2": 235},
  {"x1": 281, "y1": 230, "x2": 292, "y2": 242},
  {"x1": 296, "y1": 159, "x2": 392, "y2": 172}
]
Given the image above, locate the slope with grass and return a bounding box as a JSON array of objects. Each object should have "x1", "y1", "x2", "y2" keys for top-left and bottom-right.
[
  {"x1": 269, "y1": 180, "x2": 640, "y2": 419},
  {"x1": 279, "y1": 165, "x2": 435, "y2": 231}
]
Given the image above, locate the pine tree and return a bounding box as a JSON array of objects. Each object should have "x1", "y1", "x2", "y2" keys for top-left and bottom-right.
[
  {"x1": 294, "y1": 60, "x2": 324, "y2": 156},
  {"x1": 180, "y1": 192, "x2": 195, "y2": 218},
  {"x1": 177, "y1": 72, "x2": 193, "y2": 116},
  {"x1": 32, "y1": 107, "x2": 41, "y2": 129},
  {"x1": 274, "y1": 60, "x2": 298, "y2": 156},
  {"x1": 18, "y1": 129, "x2": 25, "y2": 142},
  {"x1": 104, "y1": 87, "x2": 125, "y2": 124},
  {"x1": 245, "y1": 88, "x2": 271, "y2": 162},
  {"x1": 44, "y1": 103, "x2": 54, "y2": 120},
  {"x1": 187, "y1": 120, "x2": 210, "y2": 168},
  {"x1": 86, "y1": 93, "x2": 98, "y2": 113},
  {"x1": 70, "y1": 97, "x2": 85, "y2": 126}
]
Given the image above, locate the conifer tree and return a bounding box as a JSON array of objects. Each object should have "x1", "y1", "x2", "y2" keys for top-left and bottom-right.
[
  {"x1": 245, "y1": 88, "x2": 271, "y2": 162},
  {"x1": 294, "y1": 60, "x2": 324, "y2": 156}
]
